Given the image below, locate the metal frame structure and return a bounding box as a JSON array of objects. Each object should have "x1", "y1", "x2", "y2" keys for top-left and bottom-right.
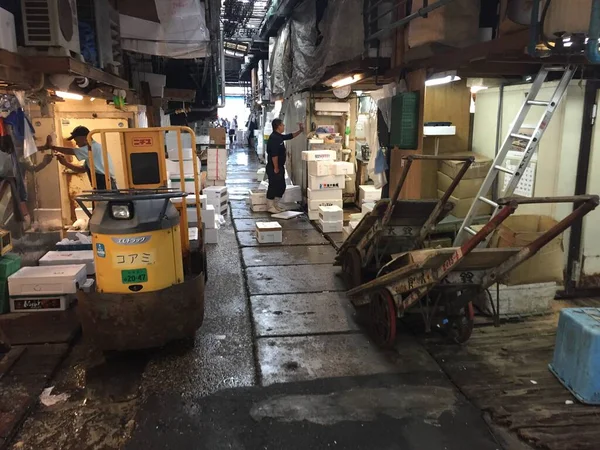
[{"x1": 347, "y1": 195, "x2": 599, "y2": 348}]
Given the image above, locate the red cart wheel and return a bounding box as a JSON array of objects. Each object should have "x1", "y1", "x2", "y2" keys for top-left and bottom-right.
[
  {"x1": 369, "y1": 289, "x2": 397, "y2": 348},
  {"x1": 342, "y1": 248, "x2": 363, "y2": 289},
  {"x1": 446, "y1": 302, "x2": 475, "y2": 344}
]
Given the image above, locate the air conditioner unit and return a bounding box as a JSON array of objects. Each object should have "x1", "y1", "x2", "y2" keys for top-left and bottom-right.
[{"x1": 21, "y1": 0, "x2": 81, "y2": 57}]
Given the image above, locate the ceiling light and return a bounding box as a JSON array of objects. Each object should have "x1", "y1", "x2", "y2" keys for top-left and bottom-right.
[
  {"x1": 425, "y1": 75, "x2": 461, "y2": 87},
  {"x1": 470, "y1": 86, "x2": 488, "y2": 94},
  {"x1": 332, "y1": 74, "x2": 362, "y2": 88},
  {"x1": 56, "y1": 91, "x2": 83, "y2": 100}
]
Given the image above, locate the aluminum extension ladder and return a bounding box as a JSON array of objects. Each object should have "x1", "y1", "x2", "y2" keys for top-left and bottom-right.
[{"x1": 454, "y1": 65, "x2": 577, "y2": 246}]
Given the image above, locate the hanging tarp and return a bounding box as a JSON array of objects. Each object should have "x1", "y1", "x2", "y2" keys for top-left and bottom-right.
[
  {"x1": 120, "y1": 0, "x2": 210, "y2": 59},
  {"x1": 270, "y1": 0, "x2": 365, "y2": 97}
]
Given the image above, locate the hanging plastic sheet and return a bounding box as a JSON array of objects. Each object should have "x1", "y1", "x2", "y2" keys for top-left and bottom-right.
[{"x1": 270, "y1": 22, "x2": 292, "y2": 97}]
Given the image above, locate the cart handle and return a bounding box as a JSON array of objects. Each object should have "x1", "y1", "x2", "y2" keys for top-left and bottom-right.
[
  {"x1": 497, "y1": 195, "x2": 600, "y2": 206},
  {"x1": 384, "y1": 155, "x2": 475, "y2": 227}
]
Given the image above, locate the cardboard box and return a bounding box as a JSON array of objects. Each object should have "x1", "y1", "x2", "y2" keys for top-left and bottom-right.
[
  {"x1": 489, "y1": 215, "x2": 564, "y2": 286},
  {"x1": 437, "y1": 190, "x2": 492, "y2": 218},
  {"x1": 8, "y1": 265, "x2": 87, "y2": 296},
  {"x1": 308, "y1": 160, "x2": 333, "y2": 176},
  {"x1": 307, "y1": 188, "x2": 343, "y2": 201},
  {"x1": 359, "y1": 185, "x2": 382, "y2": 204},
  {"x1": 308, "y1": 174, "x2": 345, "y2": 190},
  {"x1": 302, "y1": 150, "x2": 337, "y2": 161},
  {"x1": 256, "y1": 222, "x2": 283, "y2": 244},
  {"x1": 209, "y1": 128, "x2": 227, "y2": 146},
  {"x1": 437, "y1": 171, "x2": 489, "y2": 199},
  {"x1": 204, "y1": 227, "x2": 219, "y2": 244},
  {"x1": 546, "y1": 0, "x2": 591, "y2": 35},
  {"x1": 438, "y1": 152, "x2": 493, "y2": 180},
  {"x1": 308, "y1": 199, "x2": 343, "y2": 210},
  {"x1": 319, "y1": 205, "x2": 343, "y2": 222},
  {"x1": 39, "y1": 251, "x2": 95, "y2": 275},
  {"x1": 330, "y1": 161, "x2": 355, "y2": 175},
  {"x1": 319, "y1": 218, "x2": 343, "y2": 233}
]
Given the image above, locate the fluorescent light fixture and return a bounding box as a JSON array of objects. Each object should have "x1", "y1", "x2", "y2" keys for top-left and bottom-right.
[
  {"x1": 470, "y1": 86, "x2": 488, "y2": 94},
  {"x1": 332, "y1": 74, "x2": 362, "y2": 88},
  {"x1": 425, "y1": 75, "x2": 461, "y2": 87},
  {"x1": 56, "y1": 91, "x2": 83, "y2": 100},
  {"x1": 355, "y1": 90, "x2": 363, "y2": 96}
]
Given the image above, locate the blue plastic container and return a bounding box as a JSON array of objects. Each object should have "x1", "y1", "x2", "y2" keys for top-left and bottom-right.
[{"x1": 549, "y1": 308, "x2": 600, "y2": 404}]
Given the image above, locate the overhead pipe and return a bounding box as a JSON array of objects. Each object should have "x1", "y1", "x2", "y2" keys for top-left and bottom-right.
[{"x1": 366, "y1": 0, "x2": 456, "y2": 42}]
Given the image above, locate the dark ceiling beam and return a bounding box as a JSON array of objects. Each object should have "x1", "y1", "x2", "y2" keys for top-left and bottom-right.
[{"x1": 118, "y1": 0, "x2": 160, "y2": 22}]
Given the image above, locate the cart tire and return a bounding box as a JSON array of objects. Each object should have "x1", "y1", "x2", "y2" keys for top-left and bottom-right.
[
  {"x1": 342, "y1": 248, "x2": 363, "y2": 289},
  {"x1": 369, "y1": 289, "x2": 397, "y2": 348},
  {"x1": 447, "y1": 302, "x2": 475, "y2": 344}
]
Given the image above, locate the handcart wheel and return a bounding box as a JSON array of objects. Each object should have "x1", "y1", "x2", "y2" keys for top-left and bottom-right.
[
  {"x1": 446, "y1": 302, "x2": 475, "y2": 344},
  {"x1": 369, "y1": 289, "x2": 397, "y2": 348},
  {"x1": 342, "y1": 248, "x2": 363, "y2": 289}
]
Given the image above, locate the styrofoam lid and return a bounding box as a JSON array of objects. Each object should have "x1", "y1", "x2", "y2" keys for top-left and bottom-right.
[
  {"x1": 9, "y1": 264, "x2": 87, "y2": 279},
  {"x1": 318, "y1": 205, "x2": 343, "y2": 213},
  {"x1": 256, "y1": 221, "x2": 282, "y2": 230}
]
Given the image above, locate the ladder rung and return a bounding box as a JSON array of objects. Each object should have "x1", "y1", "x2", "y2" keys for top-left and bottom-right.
[
  {"x1": 527, "y1": 100, "x2": 550, "y2": 106},
  {"x1": 479, "y1": 196, "x2": 498, "y2": 208},
  {"x1": 545, "y1": 66, "x2": 567, "y2": 72},
  {"x1": 511, "y1": 133, "x2": 533, "y2": 141},
  {"x1": 494, "y1": 165, "x2": 514, "y2": 175},
  {"x1": 464, "y1": 227, "x2": 477, "y2": 236},
  {"x1": 521, "y1": 124, "x2": 537, "y2": 129}
]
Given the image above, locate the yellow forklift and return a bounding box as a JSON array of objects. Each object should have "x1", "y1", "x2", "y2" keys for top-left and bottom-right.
[{"x1": 74, "y1": 127, "x2": 206, "y2": 351}]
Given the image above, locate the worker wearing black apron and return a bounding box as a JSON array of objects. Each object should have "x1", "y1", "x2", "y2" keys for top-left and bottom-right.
[{"x1": 265, "y1": 118, "x2": 303, "y2": 213}]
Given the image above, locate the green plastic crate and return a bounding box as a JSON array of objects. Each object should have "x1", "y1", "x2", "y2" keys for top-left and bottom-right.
[
  {"x1": 390, "y1": 91, "x2": 420, "y2": 150},
  {"x1": 0, "y1": 253, "x2": 21, "y2": 280},
  {"x1": 0, "y1": 280, "x2": 8, "y2": 314}
]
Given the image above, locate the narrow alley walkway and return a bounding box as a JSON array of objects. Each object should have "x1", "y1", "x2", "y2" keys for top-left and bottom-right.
[{"x1": 8, "y1": 146, "x2": 503, "y2": 450}]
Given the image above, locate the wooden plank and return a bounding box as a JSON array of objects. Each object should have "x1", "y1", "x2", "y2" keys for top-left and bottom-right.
[
  {"x1": 163, "y1": 88, "x2": 196, "y2": 102},
  {"x1": 29, "y1": 56, "x2": 129, "y2": 90}
]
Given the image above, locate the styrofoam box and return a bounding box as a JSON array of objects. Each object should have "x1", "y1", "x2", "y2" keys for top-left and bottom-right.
[
  {"x1": 302, "y1": 150, "x2": 337, "y2": 161},
  {"x1": 319, "y1": 218, "x2": 343, "y2": 233},
  {"x1": 318, "y1": 205, "x2": 343, "y2": 222},
  {"x1": 282, "y1": 185, "x2": 302, "y2": 203},
  {"x1": 251, "y1": 203, "x2": 269, "y2": 212},
  {"x1": 308, "y1": 209, "x2": 319, "y2": 221},
  {"x1": 167, "y1": 147, "x2": 194, "y2": 161},
  {"x1": 202, "y1": 205, "x2": 216, "y2": 228},
  {"x1": 362, "y1": 202, "x2": 375, "y2": 215},
  {"x1": 10, "y1": 294, "x2": 72, "y2": 313},
  {"x1": 204, "y1": 186, "x2": 228, "y2": 198},
  {"x1": 308, "y1": 199, "x2": 343, "y2": 210},
  {"x1": 307, "y1": 188, "x2": 343, "y2": 201},
  {"x1": 39, "y1": 250, "x2": 95, "y2": 275},
  {"x1": 8, "y1": 265, "x2": 87, "y2": 296},
  {"x1": 308, "y1": 174, "x2": 345, "y2": 191},
  {"x1": 308, "y1": 160, "x2": 333, "y2": 176},
  {"x1": 250, "y1": 189, "x2": 267, "y2": 205},
  {"x1": 256, "y1": 222, "x2": 283, "y2": 244},
  {"x1": 185, "y1": 207, "x2": 201, "y2": 223},
  {"x1": 330, "y1": 161, "x2": 355, "y2": 175},
  {"x1": 166, "y1": 159, "x2": 199, "y2": 176},
  {"x1": 359, "y1": 185, "x2": 382, "y2": 204},
  {"x1": 204, "y1": 228, "x2": 219, "y2": 244},
  {"x1": 172, "y1": 194, "x2": 207, "y2": 208},
  {"x1": 170, "y1": 178, "x2": 198, "y2": 194},
  {"x1": 0, "y1": 7, "x2": 17, "y2": 53}
]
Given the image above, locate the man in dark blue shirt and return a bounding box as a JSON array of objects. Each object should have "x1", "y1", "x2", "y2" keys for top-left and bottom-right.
[{"x1": 265, "y1": 118, "x2": 303, "y2": 213}]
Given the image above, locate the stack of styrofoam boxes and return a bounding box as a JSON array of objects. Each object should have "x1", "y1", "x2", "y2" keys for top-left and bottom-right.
[
  {"x1": 359, "y1": 185, "x2": 382, "y2": 207},
  {"x1": 207, "y1": 146, "x2": 227, "y2": 187},
  {"x1": 204, "y1": 186, "x2": 228, "y2": 215},
  {"x1": 166, "y1": 147, "x2": 199, "y2": 200},
  {"x1": 256, "y1": 222, "x2": 283, "y2": 244},
  {"x1": 201, "y1": 201, "x2": 218, "y2": 245},
  {"x1": 303, "y1": 150, "x2": 340, "y2": 221},
  {"x1": 7, "y1": 265, "x2": 89, "y2": 312},
  {"x1": 318, "y1": 205, "x2": 343, "y2": 233},
  {"x1": 39, "y1": 250, "x2": 96, "y2": 277},
  {"x1": 249, "y1": 189, "x2": 268, "y2": 212}
]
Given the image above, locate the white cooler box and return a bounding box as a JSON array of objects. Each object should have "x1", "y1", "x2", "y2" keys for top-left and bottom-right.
[
  {"x1": 308, "y1": 160, "x2": 334, "y2": 176},
  {"x1": 166, "y1": 159, "x2": 199, "y2": 176},
  {"x1": 256, "y1": 222, "x2": 283, "y2": 244},
  {"x1": 167, "y1": 147, "x2": 194, "y2": 161},
  {"x1": 39, "y1": 250, "x2": 95, "y2": 275},
  {"x1": 308, "y1": 199, "x2": 343, "y2": 210},
  {"x1": 319, "y1": 218, "x2": 343, "y2": 233},
  {"x1": 308, "y1": 174, "x2": 345, "y2": 190},
  {"x1": 307, "y1": 188, "x2": 343, "y2": 201},
  {"x1": 8, "y1": 265, "x2": 88, "y2": 296},
  {"x1": 359, "y1": 185, "x2": 382, "y2": 204},
  {"x1": 319, "y1": 205, "x2": 343, "y2": 222},
  {"x1": 204, "y1": 228, "x2": 219, "y2": 244},
  {"x1": 330, "y1": 161, "x2": 354, "y2": 175},
  {"x1": 302, "y1": 150, "x2": 336, "y2": 161}
]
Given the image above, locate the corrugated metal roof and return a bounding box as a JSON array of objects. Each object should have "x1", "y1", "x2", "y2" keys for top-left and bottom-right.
[{"x1": 221, "y1": 0, "x2": 271, "y2": 42}]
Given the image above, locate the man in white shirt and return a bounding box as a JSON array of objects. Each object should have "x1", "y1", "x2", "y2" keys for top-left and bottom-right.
[{"x1": 45, "y1": 126, "x2": 117, "y2": 190}]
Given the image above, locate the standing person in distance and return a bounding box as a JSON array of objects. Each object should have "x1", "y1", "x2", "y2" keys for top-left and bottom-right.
[{"x1": 265, "y1": 118, "x2": 303, "y2": 213}]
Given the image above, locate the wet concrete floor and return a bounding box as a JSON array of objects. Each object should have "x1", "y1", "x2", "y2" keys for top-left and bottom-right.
[{"x1": 7, "y1": 147, "x2": 504, "y2": 449}]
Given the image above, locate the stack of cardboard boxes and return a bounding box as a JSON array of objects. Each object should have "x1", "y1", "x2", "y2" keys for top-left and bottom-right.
[
  {"x1": 437, "y1": 152, "x2": 493, "y2": 218},
  {"x1": 303, "y1": 150, "x2": 353, "y2": 221},
  {"x1": 207, "y1": 128, "x2": 227, "y2": 187}
]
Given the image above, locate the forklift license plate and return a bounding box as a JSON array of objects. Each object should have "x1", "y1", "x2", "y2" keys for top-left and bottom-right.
[{"x1": 121, "y1": 269, "x2": 148, "y2": 284}]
